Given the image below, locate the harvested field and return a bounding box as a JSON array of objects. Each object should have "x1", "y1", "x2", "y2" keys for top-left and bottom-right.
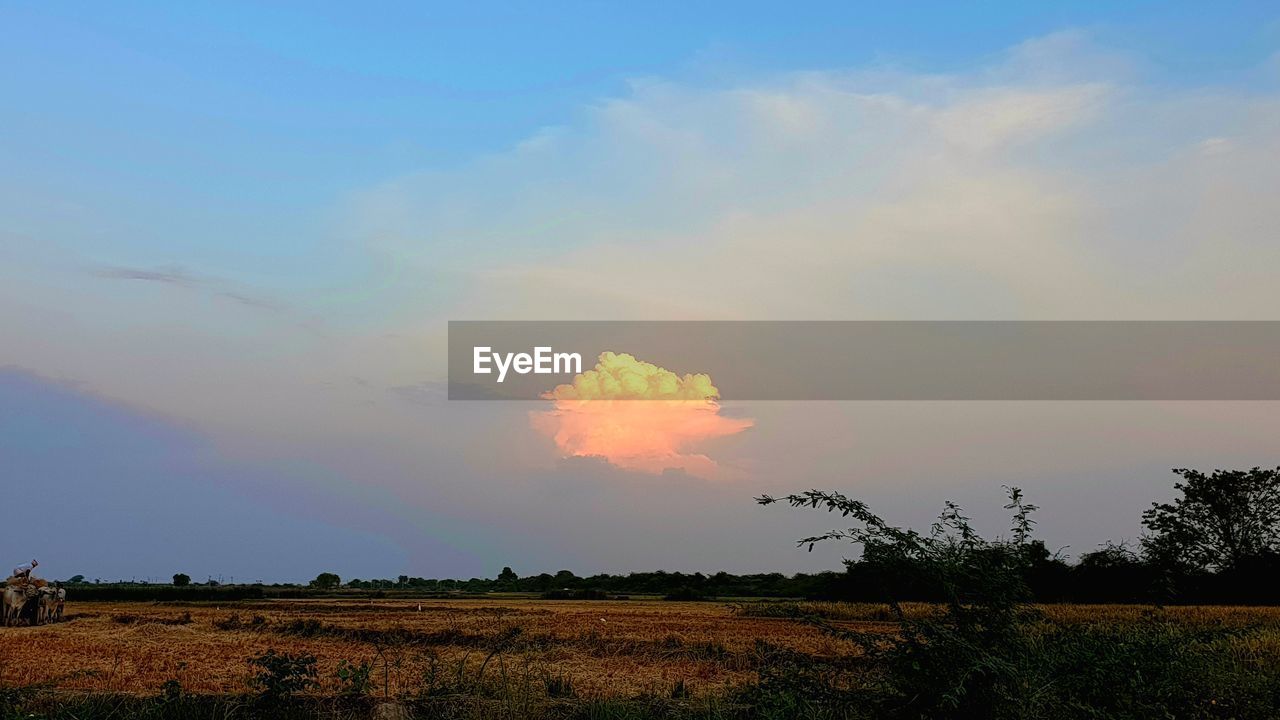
[
  {"x1": 7, "y1": 597, "x2": 1280, "y2": 718},
  {"x1": 0, "y1": 598, "x2": 869, "y2": 699}
]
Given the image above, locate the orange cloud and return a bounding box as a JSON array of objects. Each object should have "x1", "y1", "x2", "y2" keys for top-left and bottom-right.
[{"x1": 532, "y1": 352, "x2": 752, "y2": 479}]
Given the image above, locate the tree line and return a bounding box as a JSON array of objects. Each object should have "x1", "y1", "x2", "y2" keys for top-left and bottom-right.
[{"x1": 65, "y1": 467, "x2": 1280, "y2": 604}]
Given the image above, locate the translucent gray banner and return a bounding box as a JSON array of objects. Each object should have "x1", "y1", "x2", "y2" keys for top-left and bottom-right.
[{"x1": 448, "y1": 321, "x2": 1280, "y2": 400}]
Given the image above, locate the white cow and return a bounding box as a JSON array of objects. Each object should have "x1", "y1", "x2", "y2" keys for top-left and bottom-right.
[
  {"x1": 37, "y1": 587, "x2": 58, "y2": 624},
  {"x1": 2, "y1": 584, "x2": 31, "y2": 626}
]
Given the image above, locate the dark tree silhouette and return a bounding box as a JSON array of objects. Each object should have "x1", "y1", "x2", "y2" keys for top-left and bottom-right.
[
  {"x1": 309, "y1": 572, "x2": 341, "y2": 590},
  {"x1": 1142, "y1": 467, "x2": 1280, "y2": 572},
  {"x1": 172, "y1": 573, "x2": 191, "y2": 587}
]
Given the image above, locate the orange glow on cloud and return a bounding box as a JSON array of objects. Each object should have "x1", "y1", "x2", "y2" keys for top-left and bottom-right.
[{"x1": 532, "y1": 352, "x2": 752, "y2": 479}]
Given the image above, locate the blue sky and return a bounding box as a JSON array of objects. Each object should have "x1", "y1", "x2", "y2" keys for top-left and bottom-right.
[
  {"x1": 4, "y1": 2, "x2": 1278, "y2": 277},
  {"x1": 4, "y1": 3, "x2": 1280, "y2": 582}
]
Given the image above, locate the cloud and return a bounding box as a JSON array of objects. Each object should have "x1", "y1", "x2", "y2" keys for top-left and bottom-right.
[
  {"x1": 217, "y1": 290, "x2": 287, "y2": 312},
  {"x1": 90, "y1": 263, "x2": 288, "y2": 313},
  {"x1": 348, "y1": 33, "x2": 1280, "y2": 323},
  {"x1": 543, "y1": 351, "x2": 721, "y2": 401},
  {"x1": 533, "y1": 352, "x2": 752, "y2": 479},
  {"x1": 387, "y1": 381, "x2": 448, "y2": 406},
  {"x1": 91, "y1": 264, "x2": 198, "y2": 286}
]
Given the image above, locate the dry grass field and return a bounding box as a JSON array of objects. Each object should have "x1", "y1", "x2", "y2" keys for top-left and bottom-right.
[
  {"x1": 6, "y1": 597, "x2": 1280, "y2": 705},
  {"x1": 0, "y1": 598, "x2": 869, "y2": 699}
]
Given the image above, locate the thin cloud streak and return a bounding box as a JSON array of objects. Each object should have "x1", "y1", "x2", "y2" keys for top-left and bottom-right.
[{"x1": 90, "y1": 263, "x2": 289, "y2": 314}]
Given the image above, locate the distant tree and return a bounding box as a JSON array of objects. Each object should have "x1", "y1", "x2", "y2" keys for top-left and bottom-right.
[
  {"x1": 172, "y1": 573, "x2": 191, "y2": 587},
  {"x1": 1142, "y1": 467, "x2": 1280, "y2": 572},
  {"x1": 67, "y1": 574, "x2": 85, "y2": 584},
  {"x1": 498, "y1": 566, "x2": 518, "y2": 582},
  {"x1": 310, "y1": 572, "x2": 341, "y2": 590}
]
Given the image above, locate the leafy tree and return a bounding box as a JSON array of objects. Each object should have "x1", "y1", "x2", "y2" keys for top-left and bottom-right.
[
  {"x1": 498, "y1": 566, "x2": 518, "y2": 582},
  {"x1": 1142, "y1": 467, "x2": 1280, "y2": 572},
  {"x1": 309, "y1": 572, "x2": 341, "y2": 590},
  {"x1": 172, "y1": 573, "x2": 191, "y2": 587},
  {"x1": 67, "y1": 574, "x2": 85, "y2": 584}
]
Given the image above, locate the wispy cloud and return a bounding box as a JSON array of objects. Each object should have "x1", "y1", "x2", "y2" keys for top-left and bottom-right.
[
  {"x1": 90, "y1": 263, "x2": 287, "y2": 313},
  {"x1": 91, "y1": 264, "x2": 199, "y2": 287},
  {"x1": 349, "y1": 31, "x2": 1280, "y2": 322}
]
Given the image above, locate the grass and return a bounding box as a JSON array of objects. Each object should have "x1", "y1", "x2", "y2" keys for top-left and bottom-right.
[
  {"x1": 5, "y1": 598, "x2": 1280, "y2": 718},
  {"x1": 0, "y1": 599, "x2": 857, "y2": 698}
]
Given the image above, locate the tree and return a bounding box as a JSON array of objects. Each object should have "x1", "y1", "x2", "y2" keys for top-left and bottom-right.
[
  {"x1": 67, "y1": 575, "x2": 85, "y2": 584},
  {"x1": 172, "y1": 573, "x2": 191, "y2": 587},
  {"x1": 1142, "y1": 467, "x2": 1280, "y2": 572},
  {"x1": 310, "y1": 572, "x2": 341, "y2": 590},
  {"x1": 497, "y1": 566, "x2": 518, "y2": 583}
]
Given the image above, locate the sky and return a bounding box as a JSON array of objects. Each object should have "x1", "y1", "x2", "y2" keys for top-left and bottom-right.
[{"x1": 3, "y1": 2, "x2": 1280, "y2": 583}]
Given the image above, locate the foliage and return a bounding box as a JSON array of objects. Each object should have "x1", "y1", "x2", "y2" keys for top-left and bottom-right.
[
  {"x1": 757, "y1": 485, "x2": 1280, "y2": 719},
  {"x1": 664, "y1": 587, "x2": 709, "y2": 601},
  {"x1": 310, "y1": 572, "x2": 342, "y2": 590},
  {"x1": 159, "y1": 679, "x2": 183, "y2": 703},
  {"x1": 1142, "y1": 466, "x2": 1280, "y2": 572},
  {"x1": 542, "y1": 588, "x2": 611, "y2": 600},
  {"x1": 247, "y1": 649, "x2": 319, "y2": 701},
  {"x1": 335, "y1": 659, "x2": 373, "y2": 696},
  {"x1": 759, "y1": 486, "x2": 1043, "y2": 718},
  {"x1": 172, "y1": 573, "x2": 191, "y2": 587}
]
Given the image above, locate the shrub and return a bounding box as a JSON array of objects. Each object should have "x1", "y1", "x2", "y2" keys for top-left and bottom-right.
[
  {"x1": 758, "y1": 487, "x2": 1280, "y2": 719},
  {"x1": 335, "y1": 659, "x2": 373, "y2": 696},
  {"x1": 663, "y1": 586, "x2": 708, "y2": 601},
  {"x1": 541, "y1": 588, "x2": 609, "y2": 600},
  {"x1": 246, "y1": 649, "x2": 318, "y2": 701}
]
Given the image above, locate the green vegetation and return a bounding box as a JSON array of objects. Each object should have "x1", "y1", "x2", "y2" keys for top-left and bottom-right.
[
  {"x1": 248, "y1": 650, "x2": 320, "y2": 701},
  {"x1": 748, "y1": 485, "x2": 1280, "y2": 719},
  {"x1": 310, "y1": 573, "x2": 342, "y2": 591}
]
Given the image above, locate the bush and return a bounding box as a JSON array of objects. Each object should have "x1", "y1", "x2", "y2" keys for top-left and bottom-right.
[
  {"x1": 663, "y1": 586, "x2": 708, "y2": 601},
  {"x1": 757, "y1": 487, "x2": 1280, "y2": 719},
  {"x1": 335, "y1": 659, "x2": 373, "y2": 696},
  {"x1": 247, "y1": 649, "x2": 318, "y2": 701},
  {"x1": 541, "y1": 588, "x2": 610, "y2": 600}
]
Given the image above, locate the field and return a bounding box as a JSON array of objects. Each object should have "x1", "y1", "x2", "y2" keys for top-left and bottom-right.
[
  {"x1": 6, "y1": 598, "x2": 1280, "y2": 708},
  {"x1": 0, "y1": 598, "x2": 866, "y2": 699}
]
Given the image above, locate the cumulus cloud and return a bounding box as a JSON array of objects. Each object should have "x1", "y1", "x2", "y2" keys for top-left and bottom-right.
[
  {"x1": 543, "y1": 351, "x2": 720, "y2": 401},
  {"x1": 533, "y1": 352, "x2": 752, "y2": 479}
]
